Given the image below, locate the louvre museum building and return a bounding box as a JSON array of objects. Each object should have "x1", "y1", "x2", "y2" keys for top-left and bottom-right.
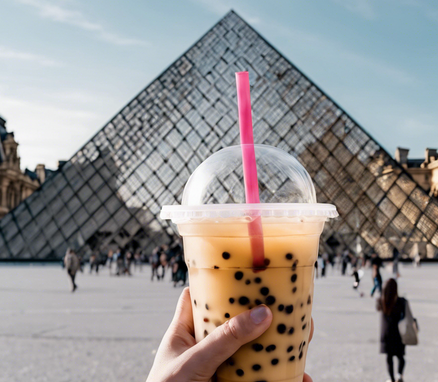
[{"x1": 1, "y1": 11, "x2": 437, "y2": 261}]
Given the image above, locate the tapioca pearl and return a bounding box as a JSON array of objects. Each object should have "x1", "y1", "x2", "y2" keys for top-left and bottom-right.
[
  {"x1": 285, "y1": 253, "x2": 293, "y2": 260},
  {"x1": 288, "y1": 356, "x2": 296, "y2": 362},
  {"x1": 236, "y1": 369, "x2": 244, "y2": 377},
  {"x1": 292, "y1": 260, "x2": 298, "y2": 271},
  {"x1": 229, "y1": 298, "x2": 235, "y2": 304},
  {"x1": 203, "y1": 318, "x2": 209, "y2": 323},
  {"x1": 248, "y1": 305, "x2": 253, "y2": 310},
  {"x1": 287, "y1": 346, "x2": 294, "y2": 353},
  {"x1": 234, "y1": 271, "x2": 244, "y2": 280},
  {"x1": 265, "y1": 296, "x2": 276, "y2": 305},
  {"x1": 205, "y1": 304, "x2": 209, "y2": 310},
  {"x1": 252, "y1": 343, "x2": 264, "y2": 352},
  {"x1": 292, "y1": 287, "x2": 297, "y2": 294},
  {"x1": 214, "y1": 265, "x2": 219, "y2": 269},
  {"x1": 285, "y1": 305, "x2": 293, "y2": 314},
  {"x1": 307, "y1": 295, "x2": 312, "y2": 305},
  {"x1": 263, "y1": 258, "x2": 271, "y2": 266},
  {"x1": 239, "y1": 296, "x2": 250, "y2": 305},
  {"x1": 255, "y1": 299, "x2": 263, "y2": 305},
  {"x1": 254, "y1": 277, "x2": 262, "y2": 284},
  {"x1": 271, "y1": 358, "x2": 279, "y2": 365},
  {"x1": 299, "y1": 351, "x2": 303, "y2": 360},
  {"x1": 278, "y1": 304, "x2": 284, "y2": 312},
  {"x1": 301, "y1": 315, "x2": 306, "y2": 322},
  {"x1": 288, "y1": 327, "x2": 295, "y2": 335},
  {"x1": 302, "y1": 323, "x2": 307, "y2": 330},
  {"x1": 224, "y1": 313, "x2": 230, "y2": 318},
  {"x1": 194, "y1": 300, "x2": 197, "y2": 307},
  {"x1": 303, "y1": 341, "x2": 306, "y2": 347},
  {"x1": 255, "y1": 380, "x2": 267, "y2": 382},
  {"x1": 227, "y1": 358, "x2": 235, "y2": 366},
  {"x1": 204, "y1": 330, "x2": 208, "y2": 337},
  {"x1": 277, "y1": 324, "x2": 286, "y2": 334},
  {"x1": 245, "y1": 279, "x2": 251, "y2": 285},
  {"x1": 299, "y1": 341, "x2": 304, "y2": 351},
  {"x1": 300, "y1": 303, "x2": 304, "y2": 308},
  {"x1": 291, "y1": 274, "x2": 297, "y2": 283},
  {"x1": 222, "y1": 252, "x2": 231, "y2": 260},
  {"x1": 260, "y1": 287, "x2": 269, "y2": 296},
  {"x1": 265, "y1": 344, "x2": 276, "y2": 352},
  {"x1": 252, "y1": 364, "x2": 261, "y2": 371}
]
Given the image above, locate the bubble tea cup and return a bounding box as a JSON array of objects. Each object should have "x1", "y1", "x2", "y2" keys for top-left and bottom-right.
[{"x1": 161, "y1": 144, "x2": 338, "y2": 382}]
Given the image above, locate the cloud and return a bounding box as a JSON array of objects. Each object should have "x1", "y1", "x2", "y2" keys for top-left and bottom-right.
[
  {"x1": 331, "y1": 0, "x2": 376, "y2": 19},
  {"x1": 0, "y1": 46, "x2": 61, "y2": 67},
  {"x1": 15, "y1": 0, "x2": 149, "y2": 46}
]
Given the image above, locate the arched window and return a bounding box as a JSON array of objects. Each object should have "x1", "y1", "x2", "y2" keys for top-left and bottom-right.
[{"x1": 7, "y1": 184, "x2": 15, "y2": 209}]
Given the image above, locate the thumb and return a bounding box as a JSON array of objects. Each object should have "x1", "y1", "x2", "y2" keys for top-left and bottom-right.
[{"x1": 183, "y1": 305, "x2": 272, "y2": 376}]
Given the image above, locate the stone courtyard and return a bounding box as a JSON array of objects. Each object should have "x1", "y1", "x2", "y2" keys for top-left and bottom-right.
[{"x1": 0, "y1": 263, "x2": 436, "y2": 382}]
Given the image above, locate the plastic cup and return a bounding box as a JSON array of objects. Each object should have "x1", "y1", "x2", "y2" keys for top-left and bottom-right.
[{"x1": 161, "y1": 145, "x2": 337, "y2": 382}]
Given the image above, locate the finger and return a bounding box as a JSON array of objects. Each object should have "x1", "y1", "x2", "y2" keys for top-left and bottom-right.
[
  {"x1": 183, "y1": 305, "x2": 272, "y2": 376},
  {"x1": 308, "y1": 317, "x2": 314, "y2": 343},
  {"x1": 170, "y1": 287, "x2": 194, "y2": 334},
  {"x1": 303, "y1": 372, "x2": 313, "y2": 382}
]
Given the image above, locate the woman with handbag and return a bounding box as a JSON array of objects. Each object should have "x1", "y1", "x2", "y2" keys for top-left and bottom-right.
[{"x1": 376, "y1": 278, "x2": 407, "y2": 382}]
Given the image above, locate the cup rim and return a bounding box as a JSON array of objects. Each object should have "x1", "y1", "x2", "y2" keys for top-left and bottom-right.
[{"x1": 161, "y1": 203, "x2": 338, "y2": 222}]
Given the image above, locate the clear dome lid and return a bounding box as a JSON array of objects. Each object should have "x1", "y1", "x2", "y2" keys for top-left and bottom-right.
[{"x1": 161, "y1": 144, "x2": 338, "y2": 221}]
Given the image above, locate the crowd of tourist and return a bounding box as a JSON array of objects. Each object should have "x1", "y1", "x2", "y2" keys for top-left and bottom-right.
[{"x1": 63, "y1": 240, "x2": 188, "y2": 291}]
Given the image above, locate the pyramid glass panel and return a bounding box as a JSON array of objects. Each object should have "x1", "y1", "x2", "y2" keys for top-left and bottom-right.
[{"x1": 1, "y1": 11, "x2": 437, "y2": 260}]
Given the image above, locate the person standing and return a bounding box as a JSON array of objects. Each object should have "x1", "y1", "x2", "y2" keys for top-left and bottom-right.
[
  {"x1": 370, "y1": 252, "x2": 383, "y2": 297},
  {"x1": 376, "y1": 279, "x2": 407, "y2": 382},
  {"x1": 134, "y1": 251, "x2": 142, "y2": 272},
  {"x1": 321, "y1": 252, "x2": 329, "y2": 277},
  {"x1": 116, "y1": 248, "x2": 125, "y2": 276},
  {"x1": 150, "y1": 246, "x2": 161, "y2": 281},
  {"x1": 64, "y1": 248, "x2": 80, "y2": 292},
  {"x1": 125, "y1": 251, "x2": 133, "y2": 276},
  {"x1": 341, "y1": 249, "x2": 350, "y2": 275},
  {"x1": 392, "y1": 247, "x2": 400, "y2": 279},
  {"x1": 107, "y1": 250, "x2": 114, "y2": 274}
]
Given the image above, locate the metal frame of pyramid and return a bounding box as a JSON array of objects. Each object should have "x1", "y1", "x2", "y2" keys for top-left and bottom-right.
[{"x1": 1, "y1": 10, "x2": 437, "y2": 260}]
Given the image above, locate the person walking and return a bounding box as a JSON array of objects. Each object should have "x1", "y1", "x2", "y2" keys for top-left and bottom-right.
[
  {"x1": 150, "y1": 246, "x2": 161, "y2": 281},
  {"x1": 376, "y1": 278, "x2": 407, "y2": 382},
  {"x1": 370, "y1": 252, "x2": 383, "y2": 297},
  {"x1": 64, "y1": 248, "x2": 80, "y2": 292}
]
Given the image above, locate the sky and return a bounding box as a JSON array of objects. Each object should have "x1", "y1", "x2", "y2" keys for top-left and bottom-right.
[{"x1": 0, "y1": 0, "x2": 437, "y2": 170}]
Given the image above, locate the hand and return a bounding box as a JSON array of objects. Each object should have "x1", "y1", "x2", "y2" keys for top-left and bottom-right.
[{"x1": 146, "y1": 287, "x2": 314, "y2": 382}]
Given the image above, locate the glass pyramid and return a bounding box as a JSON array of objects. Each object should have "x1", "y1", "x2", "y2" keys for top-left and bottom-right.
[{"x1": 1, "y1": 10, "x2": 437, "y2": 260}]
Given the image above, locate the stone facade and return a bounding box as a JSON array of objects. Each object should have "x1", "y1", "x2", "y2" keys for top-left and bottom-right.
[
  {"x1": 394, "y1": 147, "x2": 438, "y2": 197},
  {"x1": 0, "y1": 117, "x2": 40, "y2": 219}
]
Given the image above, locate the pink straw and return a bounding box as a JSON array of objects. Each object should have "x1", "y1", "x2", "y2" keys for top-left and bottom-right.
[{"x1": 235, "y1": 72, "x2": 265, "y2": 270}]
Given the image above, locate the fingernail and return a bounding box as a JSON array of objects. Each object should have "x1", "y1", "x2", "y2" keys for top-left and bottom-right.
[{"x1": 250, "y1": 305, "x2": 269, "y2": 324}]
